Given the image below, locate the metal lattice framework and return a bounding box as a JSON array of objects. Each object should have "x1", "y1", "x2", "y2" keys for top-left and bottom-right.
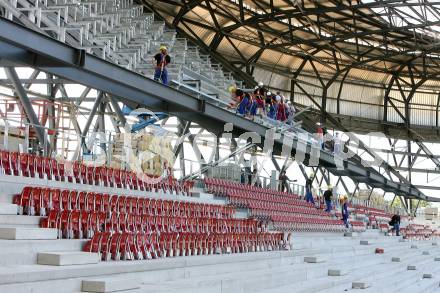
[
  {"x1": 142, "y1": 0, "x2": 440, "y2": 137},
  {"x1": 140, "y1": 0, "x2": 440, "y2": 209}
]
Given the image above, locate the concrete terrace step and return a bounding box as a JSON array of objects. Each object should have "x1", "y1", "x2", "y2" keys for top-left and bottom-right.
[
  {"x1": 0, "y1": 203, "x2": 18, "y2": 215},
  {"x1": 0, "y1": 215, "x2": 42, "y2": 227},
  {"x1": 0, "y1": 245, "x2": 400, "y2": 291},
  {"x1": 140, "y1": 259, "x2": 333, "y2": 293},
  {"x1": 0, "y1": 254, "x2": 299, "y2": 293},
  {"x1": 0, "y1": 174, "x2": 224, "y2": 206},
  {"x1": 0, "y1": 227, "x2": 57, "y2": 240},
  {"x1": 0, "y1": 250, "x2": 296, "y2": 285},
  {"x1": 259, "y1": 244, "x2": 438, "y2": 293},
  {"x1": 38, "y1": 252, "x2": 100, "y2": 266},
  {"x1": 292, "y1": 238, "x2": 434, "y2": 260},
  {"x1": 140, "y1": 241, "x2": 431, "y2": 293},
  {"x1": 292, "y1": 234, "x2": 404, "y2": 250},
  {"x1": 229, "y1": 255, "x2": 391, "y2": 293},
  {"x1": 82, "y1": 278, "x2": 140, "y2": 292},
  {"x1": 0, "y1": 239, "x2": 87, "y2": 265},
  {"x1": 190, "y1": 190, "x2": 226, "y2": 204},
  {"x1": 5, "y1": 243, "x2": 410, "y2": 290},
  {"x1": 319, "y1": 252, "x2": 438, "y2": 293},
  {"x1": 357, "y1": 257, "x2": 440, "y2": 293},
  {"x1": 0, "y1": 239, "x2": 87, "y2": 253},
  {"x1": 0, "y1": 236, "x2": 436, "y2": 293}
]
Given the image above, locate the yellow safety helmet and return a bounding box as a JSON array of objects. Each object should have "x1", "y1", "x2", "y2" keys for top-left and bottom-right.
[
  {"x1": 228, "y1": 85, "x2": 237, "y2": 93},
  {"x1": 159, "y1": 45, "x2": 167, "y2": 51},
  {"x1": 327, "y1": 185, "x2": 333, "y2": 189}
]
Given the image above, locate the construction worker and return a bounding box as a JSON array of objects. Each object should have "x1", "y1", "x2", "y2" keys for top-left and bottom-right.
[
  {"x1": 254, "y1": 82, "x2": 266, "y2": 117},
  {"x1": 324, "y1": 185, "x2": 333, "y2": 212},
  {"x1": 236, "y1": 91, "x2": 251, "y2": 116},
  {"x1": 305, "y1": 173, "x2": 315, "y2": 204},
  {"x1": 340, "y1": 195, "x2": 350, "y2": 228},
  {"x1": 278, "y1": 170, "x2": 289, "y2": 192},
  {"x1": 153, "y1": 45, "x2": 171, "y2": 85},
  {"x1": 389, "y1": 213, "x2": 401, "y2": 236}
]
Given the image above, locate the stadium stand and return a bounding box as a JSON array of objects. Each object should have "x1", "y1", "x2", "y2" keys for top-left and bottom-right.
[
  {"x1": 0, "y1": 0, "x2": 240, "y2": 102},
  {"x1": 0, "y1": 0, "x2": 440, "y2": 292}
]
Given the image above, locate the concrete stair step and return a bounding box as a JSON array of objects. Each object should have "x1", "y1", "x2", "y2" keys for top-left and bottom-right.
[
  {"x1": 0, "y1": 203, "x2": 18, "y2": 215},
  {"x1": 147, "y1": 249, "x2": 394, "y2": 293},
  {"x1": 324, "y1": 253, "x2": 437, "y2": 293},
  {"x1": 141, "y1": 262, "x2": 317, "y2": 293},
  {"x1": 328, "y1": 269, "x2": 348, "y2": 276},
  {"x1": 403, "y1": 264, "x2": 440, "y2": 293},
  {"x1": 343, "y1": 232, "x2": 358, "y2": 237},
  {"x1": 82, "y1": 278, "x2": 140, "y2": 292},
  {"x1": 358, "y1": 259, "x2": 440, "y2": 293},
  {"x1": 293, "y1": 235, "x2": 408, "y2": 250},
  {"x1": 140, "y1": 242, "x2": 408, "y2": 293},
  {"x1": 0, "y1": 225, "x2": 434, "y2": 293},
  {"x1": 304, "y1": 256, "x2": 325, "y2": 263},
  {"x1": 295, "y1": 239, "x2": 434, "y2": 262},
  {"x1": 0, "y1": 277, "x2": 83, "y2": 293},
  {"x1": 268, "y1": 247, "x2": 436, "y2": 293},
  {"x1": 0, "y1": 250, "x2": 294, "y2": 285},
  {"x1": 0, "y1": 215, "x2": 42, "y2": 227},
  {"x1": 0, "y1": 227, "x2": 57, "y2": 240},
  {"x1": 0, "y1": 194, "x2": 14, "y2": 203},
  {"x1": 38, "y1": 252, "x2": 100, "y2": 266},
  {"x1": 0, "y1": 239, "x2": 86, "y2": 265},
  {"x1": 0, "y1": 239, "x2": 86, "y2": 253},
  {"x1": 257, "y1": 259, "x2": 403, "y2": 293}
]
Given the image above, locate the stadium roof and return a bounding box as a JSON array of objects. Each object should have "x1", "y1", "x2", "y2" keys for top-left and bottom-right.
[
  {"x1": 142, "y1": 0, "x2": 440, "y2": 140},
  {"x1": 142, "y1": 0, "x2": 440, "y2": 81}
]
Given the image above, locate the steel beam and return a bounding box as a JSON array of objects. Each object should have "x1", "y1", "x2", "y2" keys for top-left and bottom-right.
[
  {"x1": 173, "y1": 119, "x2": 191, "y2": 156},
  {"x1": 4, "y1": 67, "x2": 50, "y2": 151},
  {"x1": 0, "y1": 19, "x2": 432, "y2": 201},
  {"x1": 81, "y1": 92, "x2": 103, "y2": 152},
  {"x1": 107, "y1": 94, "x2": 127, "y2": 128},
  {"x1": 106, "y1": 103, "x2": 121, "y2": 134}
]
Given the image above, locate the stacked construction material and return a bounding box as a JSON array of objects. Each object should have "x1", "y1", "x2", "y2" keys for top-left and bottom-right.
[{"x1": 111, "y1": 131, "x2": 174, "y2": 176}]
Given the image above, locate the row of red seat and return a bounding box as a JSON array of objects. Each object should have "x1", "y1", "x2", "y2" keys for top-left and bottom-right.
[
  {"x1": 15, "y1": 186, "x2": 234, "y2": 218},
  {"x1": 401, "y1": 224, "x2": 440, "y2": 240},
  {"x1": 205, "y1": 178, "x2": 300, "y2": 204},
  {"x1": 84, "y1": 231, "x2": 286, "y2": 261},
  {"x1": 272, "y1": 215, "x2": 342, "y2": 225},
  {"x1": 41, "y1": 210, "x2": 259, "y2": 239},
  {"x1": 350, "y1": 221, "x2": 366, "y2": 232},
  {"x1": 244, "y1": 199, "x2": 331, "y2": 217},
  {"x1": 273, "y1": 221, "x2": 345, "y2": 232},
  {"x1": 351, "y1": 204, "x2": 392, "y2": 220},
  {"x1": 378, "y1": 223, "x2": 389, "y2": 231},
  {"x1": 205, "y1": 177, "x2": 347, "y2": 232},
  {"x1": 0, "y1": 150, "x2": 193, "y2": 194}
]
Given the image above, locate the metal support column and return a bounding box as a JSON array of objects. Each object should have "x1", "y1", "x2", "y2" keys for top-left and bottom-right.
[
  {"x1": 4, "y1": 67, "x2": 50, "y2": 152},
  {"x1": 108, "y1": 94, "x2": 127, "y2": 128},
  {"x1": 81, "y1": 92, "x2": 103, "y2": 152}
]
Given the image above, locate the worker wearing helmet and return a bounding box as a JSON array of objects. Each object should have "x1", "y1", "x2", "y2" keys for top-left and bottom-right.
[
  {"x1": 323, "y1": 184, "x2": 333, "y2": 212},
  {"x1": 253, "y1": 82, "x2": 266, "y2": 117},
  {"x1": 341, "y1": 195, "x2": 350, "y2": 228},
  {"x1": 305, "y1": 173, "x2": 315, "y2": 204},
  {"x1": 153, "y1": 45, "x2": 171, "y2": 85}
]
